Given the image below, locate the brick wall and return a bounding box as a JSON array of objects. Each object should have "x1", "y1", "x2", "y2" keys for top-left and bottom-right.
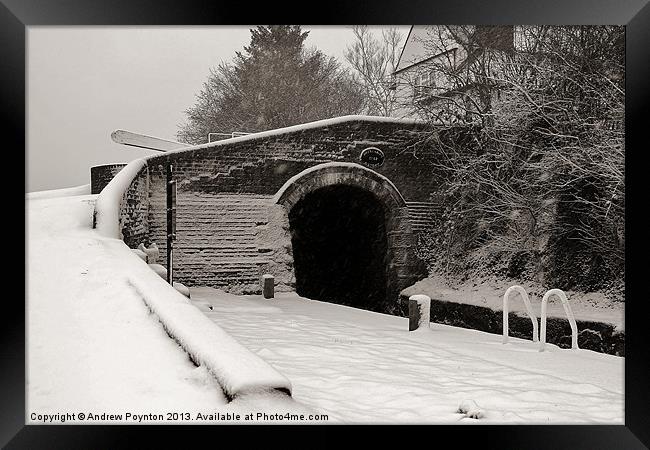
[
  {"x1": 90, "y1": 163, "x2": 127, "y2": 194},
  {"x1": 163, "y1": 120, "x2": 443, "y2": 201},
  {"x1": 119, "y1": 164, "x2": 149, "y2": 248},
  {"x1": 113, "y1": 117, "x2": 470, "y2": 300}
]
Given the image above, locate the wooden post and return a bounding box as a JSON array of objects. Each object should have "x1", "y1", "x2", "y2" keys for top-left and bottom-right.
[
  {"x1": 409, "y1": 294, "x2": 431, "y2": 331},
  {"x1": 262, "y1": 274, "x2": 274, "y2": 299}
]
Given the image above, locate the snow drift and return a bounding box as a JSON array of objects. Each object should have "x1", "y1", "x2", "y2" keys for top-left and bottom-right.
[{"x1": 128, "y1": 272, "x2": 292, "y2": 399}]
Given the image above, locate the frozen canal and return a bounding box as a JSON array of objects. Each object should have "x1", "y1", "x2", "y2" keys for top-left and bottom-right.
[{"x1": 191, "y1": 287, "x2": 624, "y2": 424}]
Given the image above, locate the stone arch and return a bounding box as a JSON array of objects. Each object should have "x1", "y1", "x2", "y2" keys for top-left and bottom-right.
[
  {"x1": 274, "y1": 162, "x2": 406, "y2": 211},
  {"x1": 269, "y1": 162, "x2": 425, "y2": 315}
]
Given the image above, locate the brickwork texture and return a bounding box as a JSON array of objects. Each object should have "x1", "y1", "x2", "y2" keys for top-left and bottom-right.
[{"x1": 102, "y1": 117, "x2": 461, "y2": 304}]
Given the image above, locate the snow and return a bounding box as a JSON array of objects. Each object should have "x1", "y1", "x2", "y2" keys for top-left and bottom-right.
[
  {"x1": 403, "y1": 274, "x2": 624, "y2": 330},
  {"x1": 27, "y1": 193, "x2": 226, "y2": 417},
  {"x1": 173, "y1": 281, "x2": 191, "y2": 298},
  {"x1": 457, "y1": 399, "x2": 485, "y2": 419},
  {"x1": 128, "y1": 273, "x2": 292, "y2": 398},
  {"x1": 272, "y1": 161, "x2": 406, "y2": 205},
  {"x1": 29, "y1": 187, "x2": 624, "y2": 424},
  {"x1": 409, "y1": 294, "x2": 431, "y2": 329},
  {"x1": 132, "y1": 248, "x2": 147, "y2": 262},
  {"x1": 191, "y1": 287, "x2": 624, "y2": 424},
  {"x1": 27, "y1": 192, "x2": 312, "y2": 423},
  {"x1": 93, "y1": 158, "x2": 147, "y2": 238},
  {"x1": 164, "y1": 115, "x2": 426, "y2": 155},
  {"x1": 140, "y1": 242, "x2": 159, "y2": 263},
  {"x1": 26, "y1": 184, "x2": 90, "y2": 199},
  {"x1": 503, "y1": 285, "x2": 539, "y2": 343},
  {"x1": 148, "y1": 263, "x2": 167, "y2": 279},
  {"x1": 540, "y1": 289, "x2": 579, "y2": 351}
]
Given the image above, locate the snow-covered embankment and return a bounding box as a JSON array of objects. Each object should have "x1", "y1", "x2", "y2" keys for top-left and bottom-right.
[{"x1": 92, "y1": 158, "x2": 292, "y2": 399}]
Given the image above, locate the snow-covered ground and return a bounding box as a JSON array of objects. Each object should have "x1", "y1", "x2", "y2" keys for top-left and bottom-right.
[
  {"x1": 403, "y1": 275, "x2": 624, "y2": 330},
  {"x1": 27, "y1": 192, "x2": 315, "y2": 423},
  {"x1": 191, "y1": 288, "x2": 624, "y2": 423},
  {"x1": 26, "y1": 183, "x2": 90, "y2": 199},
  {"x1": 27, "y1": 190, "x2": 624, "y2": 424}
]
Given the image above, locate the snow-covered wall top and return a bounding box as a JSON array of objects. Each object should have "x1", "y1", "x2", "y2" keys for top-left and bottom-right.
[
  {"x1": 155, "y1": 115, "x2": 426, "y2": 158},
  {"x1": 127, "y1": 274, "x2": 292, "y2": 398},
  {"x1": 93, "y1": 158, "x2": 147, "y2": 239},
  {"x1": 94, "y1": 158, "x2": 147, "y2": 239},
  {"x1": 91, "y1": 163, "x2": 128, "y2": 195}
]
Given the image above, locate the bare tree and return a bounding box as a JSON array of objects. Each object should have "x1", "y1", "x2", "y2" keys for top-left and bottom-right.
[
  {"x1": 344, "y1": 26, "x2": 404, "y2": 116},
  {"x1": 413, "y1": 26, "x2": 624, "y2": 293}
]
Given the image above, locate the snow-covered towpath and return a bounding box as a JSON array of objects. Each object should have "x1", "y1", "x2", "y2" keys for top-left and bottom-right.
[
  {"x1": 27, "y1": 192, "x2": 313, "y2": 423},
  {"x1": 27, "y1": 190, "x2": 624, "y2": 424},
  {"x1": 191, "y1": 288, "x2": 624, "y2": 424}
]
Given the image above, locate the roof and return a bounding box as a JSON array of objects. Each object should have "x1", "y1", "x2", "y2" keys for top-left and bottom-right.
[
  {"x1": 394, "y1": 26, "x2": 459, "y2": 74},
  {"x1": 393, "y1": 26, "x2": 515, "y2": 76},
  {"x1": 393, "y1": 48, "x2": 458, "y2": 75}
]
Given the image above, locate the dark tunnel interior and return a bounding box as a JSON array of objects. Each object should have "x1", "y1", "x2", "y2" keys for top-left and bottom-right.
[{"x1": 288, "y1": 184, "x2": 390, "y2": 313}]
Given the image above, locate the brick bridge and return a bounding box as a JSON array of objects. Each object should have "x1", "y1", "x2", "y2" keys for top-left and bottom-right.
[{"x1": 94, "y1": 116, "x2": 469, "y2": 314}]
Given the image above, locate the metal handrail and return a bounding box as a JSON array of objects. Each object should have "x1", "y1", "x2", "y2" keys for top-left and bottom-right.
[
  {"x1": 503, "y1": 285, "x2": 539, "y2": 344},
  {"x1": 539, "y1": 289, "x2": 579, "y2": 352}
]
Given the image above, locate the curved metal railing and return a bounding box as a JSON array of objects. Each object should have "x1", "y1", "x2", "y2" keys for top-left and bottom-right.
[
  {"x1": 503, "y1": 285, "x2": 539, "y2": 344},
  {"x1": 539, "y1": 288, "x2": 579, "y2": 352}
]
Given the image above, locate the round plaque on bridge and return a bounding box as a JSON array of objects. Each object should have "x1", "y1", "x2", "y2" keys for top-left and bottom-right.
[{"x1": 359, "y1": 147, "x2": 385, "y2": 168}]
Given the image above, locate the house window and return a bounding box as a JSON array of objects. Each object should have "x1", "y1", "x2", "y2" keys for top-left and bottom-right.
[{"x1": 414, "y1": 70, "x2": 435, "y2": 99}]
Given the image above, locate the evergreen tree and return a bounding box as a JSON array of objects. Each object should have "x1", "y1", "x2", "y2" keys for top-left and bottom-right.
[{"x1": 179, "y1": 26, "x2": 364, "y2": 144}]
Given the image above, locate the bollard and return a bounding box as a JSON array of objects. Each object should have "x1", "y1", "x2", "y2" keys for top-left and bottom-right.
[
  {"x1": 138, "y1": 243, "x2": 149, "y2": 262},
  {"x1": 139, "y1": 242, "x2": 159, "y2": 264},
  {"x1": 145, "y1": 242, "x2": 159, "y2": 265},
  {"x1": 262, "y1": 274, "x2": 274, "y2": 299},
  {"x1": 408, "y1": 294, "x2": 431, "y2": 331}
]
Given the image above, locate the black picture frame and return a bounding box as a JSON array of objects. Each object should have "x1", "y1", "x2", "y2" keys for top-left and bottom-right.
[{"x1": 5, "y1": 0, "x2": 649, "y2": 447}]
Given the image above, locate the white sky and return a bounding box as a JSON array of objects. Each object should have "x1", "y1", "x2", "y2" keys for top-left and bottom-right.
[{"x1": 27, "y1": 26, "x2": 410, "y2": 192}]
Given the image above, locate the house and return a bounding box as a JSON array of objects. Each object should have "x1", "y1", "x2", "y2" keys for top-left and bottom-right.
[{"x1": 390, "y1": 25, "x2": 522, "y2": 123}]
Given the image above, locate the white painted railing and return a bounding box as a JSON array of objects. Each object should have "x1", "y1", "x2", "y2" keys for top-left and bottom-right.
[
  {"x1": 503, "y1": 285, "x2": 539, "y2": 344},
  {"x1": 539, "y1": 288, "x2": 579, "y2": 352}
]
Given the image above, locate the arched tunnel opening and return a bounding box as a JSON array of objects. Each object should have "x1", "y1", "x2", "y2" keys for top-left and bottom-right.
[{"x1": 288, "y1": 184, "x2": 390, "y2": 313}]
